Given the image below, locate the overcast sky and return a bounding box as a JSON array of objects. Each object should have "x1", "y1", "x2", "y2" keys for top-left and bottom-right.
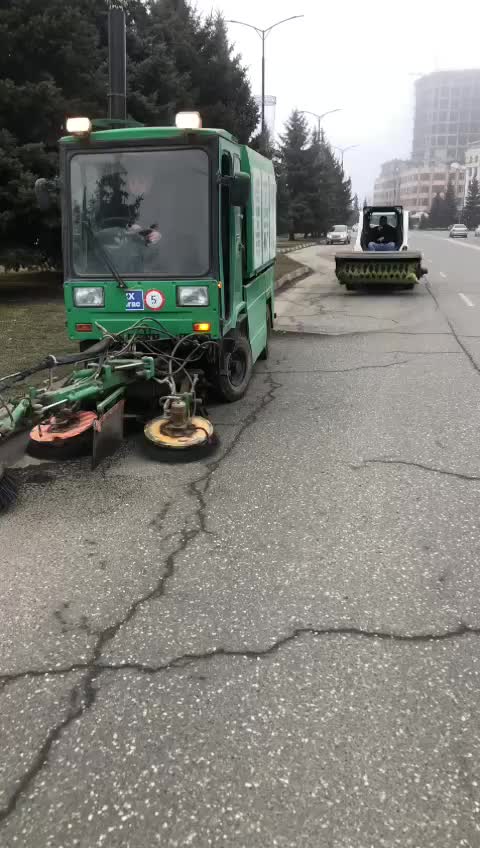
[{"x1": 195, "y1": 0, "x2": 480, "y2": 200}]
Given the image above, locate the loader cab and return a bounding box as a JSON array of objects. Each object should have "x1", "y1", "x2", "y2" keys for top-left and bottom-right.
[{"x1": 360, "y1": 206, "x2": 404, "y2": 251}]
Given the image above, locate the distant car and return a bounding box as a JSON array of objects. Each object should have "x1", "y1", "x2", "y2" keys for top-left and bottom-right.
[
  {"x1": 326, "y1": 225, "x2": 350, "y2": 245},
  {"x1": 475, "y1": 225, "x2": 480, "y2": 237},
  {"x1": 449, "y1": 224, "x2": 468, "y2": 238}
]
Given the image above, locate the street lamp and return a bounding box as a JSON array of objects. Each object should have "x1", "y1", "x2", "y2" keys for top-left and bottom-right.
[
  {"x1": 334, "y1": 144, "x2": 360, "y2": 168},
  {"x1": 300, "y1": 109, "x2": 342, "y2": 139},
  {"x1": 227, "y1": 16, "x2": 304, "y2": 138}
]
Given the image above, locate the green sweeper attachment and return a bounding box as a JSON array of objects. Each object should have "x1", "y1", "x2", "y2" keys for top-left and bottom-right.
[
  {"x1": 335, "y1": 206, "x2": 427, "y2": 291},
  {"x1": 0, "y1": 330, "x2": 221, "y2": 513}
]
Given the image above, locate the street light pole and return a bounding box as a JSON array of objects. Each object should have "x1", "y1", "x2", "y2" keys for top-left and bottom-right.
[
  {"x1": 228, "y1": 16, "x2": 304, "y2": 139},
  {"x1": 334, "y1": 144, "x2": 360, "y2": 168},
  {"x1": 300, "y1": 109, "x2": 342, "y2": 140},
  {"x1": 261, "y1": 32, "x2": 265, "y2": 138}
]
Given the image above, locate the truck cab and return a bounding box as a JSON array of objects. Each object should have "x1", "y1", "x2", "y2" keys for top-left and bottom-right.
[{"x1": 58, "y1": 115, "x2": 276, "y2": 399}]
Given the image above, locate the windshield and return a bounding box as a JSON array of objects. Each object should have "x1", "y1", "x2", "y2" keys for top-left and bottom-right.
[
  {"x1": 70, "y1": 149, "x2": 210, "y2": 277},
  {"x1": 333, "y1": 225, "x2": 347, "y2": 232},
  {"x1": 370, "y1": 212, "x2": 397, "y2": 227}
]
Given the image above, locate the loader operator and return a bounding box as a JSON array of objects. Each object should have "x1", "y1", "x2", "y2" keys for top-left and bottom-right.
[{"x1": 368, "y1": 216, "x2": 397, "y2": 251}]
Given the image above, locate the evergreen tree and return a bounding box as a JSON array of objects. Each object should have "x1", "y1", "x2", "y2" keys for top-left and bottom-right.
[
  {"x1": 428, "y1": 192, "x2": 444, "y2": 228},
  {"x1": 349, "y1": 193, "x2": 359, "y2": 225},
  {"x1": 277, "y1": 110, "x2": 314, "y2": 240},
  {"x1": 443, "y1": 179, "x2": 458, "y2": 227},
  {"x1": 131, "y1": 2, "x2": 257, "y2": 141},
  {"x1": 0, "y1": 0, "x2": 258, "y2": 268},
  {"x1": 463, "y1": 176, "x2": 480, "y2": 229},
  {"x1": 418, "y1": 213, "x2": 429, "y2": 230},
  {"x1": 276, "y1": 112, "x2": 354, "y2": 240},
  {"x1": 0, "y1": 0, "x2": 109, "y2": 267}
]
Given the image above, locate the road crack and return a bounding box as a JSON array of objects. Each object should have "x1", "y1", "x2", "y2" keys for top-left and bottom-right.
[
  {"x1": 351, "y1": 458, "x2": 480, "y2": 482},
  {"x1": 263, "y1": 361, "x2": 409, "y2": 375},
  {"x1": 0, "y1": 372, "x2": 281, "y2": 826},
  {"x1": 2, "y1": 618, "x2": 479, "y2": 824}
]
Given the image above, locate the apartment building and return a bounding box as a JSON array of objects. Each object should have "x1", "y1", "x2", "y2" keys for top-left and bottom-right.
[
  {"x1": 374, "y1": 162, "x2": 465, "y2": 214},
  {"x1": 413, "y1": 70, "x2": 480, "y2": 165}
]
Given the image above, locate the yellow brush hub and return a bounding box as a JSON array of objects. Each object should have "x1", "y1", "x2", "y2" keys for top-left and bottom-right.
[{"x1": 144, "y1": 415, "x2": 214, "y2": 450}]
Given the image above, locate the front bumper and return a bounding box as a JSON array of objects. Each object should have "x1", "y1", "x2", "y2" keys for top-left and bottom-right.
[{"x1": 65, "y1": 279, "x2": 221, "y2": 341}]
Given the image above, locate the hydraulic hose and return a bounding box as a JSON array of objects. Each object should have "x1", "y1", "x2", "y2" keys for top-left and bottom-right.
[{"x1": 0, "y1": 338, "x2": 111, "y2": 393}]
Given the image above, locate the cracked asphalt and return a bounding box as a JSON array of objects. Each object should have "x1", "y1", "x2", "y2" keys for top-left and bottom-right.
[{"x1": 2, "y1": 235, "x2": 480, "y2": 846}]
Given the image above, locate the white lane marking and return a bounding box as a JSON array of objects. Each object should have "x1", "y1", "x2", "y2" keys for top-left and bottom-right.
[
  {"x1": 459, "y1": 293, "x2": 475, "y2": 307},
  {"x1": 439, "y1": 272, "x2": 447, "y2": 278},
  {"x1": 417, "y1": 233, "x2": 480, "y2": 252}
]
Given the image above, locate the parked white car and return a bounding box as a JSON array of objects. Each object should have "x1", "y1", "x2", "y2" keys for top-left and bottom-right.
[
  {"x1": 449, "y1": 224, "x2": 468, "y2": 238},
  {"x1": 326, "y1": 225, "x2": 350, "y2": 245}
]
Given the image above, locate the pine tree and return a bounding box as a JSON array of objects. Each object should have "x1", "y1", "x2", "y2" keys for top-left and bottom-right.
[
  {"x1": 277, "y1": 110, "x2": 314, "y2": 240},
  {"x1": 428, "y1": 193, "x2": 444, "y2": 228},
  {"x1": 443, "y1": 179, "x2": 458, "y2": 227},
  {"x1": 464, "y1": 176, "x2": 480, "y2": 229},
  {"x1": 350, "y1": 193, "x2": 359, "y2": 225},
  {"x1": 0, "y1": 0, "x2": 259, "y2": 268},
  {"x1": 0, "y1": 0, "x2": 108, "y2": 267},
  {"x1": 418, "y1": 213, "x2": 429, "y2": 230}
]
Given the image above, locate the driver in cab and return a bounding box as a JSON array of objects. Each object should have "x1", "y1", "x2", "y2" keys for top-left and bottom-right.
[
  {"x1": 124, "y1": 174, "x2": 161, "y2": 247},
  {"x1": 368, "y1": 215, "x2": 397, "y2": 251},
  {"x1": 92, "y1": 169, "x2": 163, "y2": 274}
]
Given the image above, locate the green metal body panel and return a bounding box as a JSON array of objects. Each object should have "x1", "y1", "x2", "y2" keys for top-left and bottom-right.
[
  {"x1": 240, "y1": 146, "x2": 277, "y2": 280},
  {"x1": 60, "y1": 125, "x2": 276, "y2": 361},
  {"x1": 244, "y1": 267, "x2": 274, "y2": 360}
]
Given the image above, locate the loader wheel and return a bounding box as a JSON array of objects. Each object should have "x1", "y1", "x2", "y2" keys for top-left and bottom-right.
[{"x1": 215, "y1": 333, "x2": 253, "y2": 402}]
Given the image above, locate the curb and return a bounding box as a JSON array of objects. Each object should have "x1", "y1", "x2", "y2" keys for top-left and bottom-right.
[
  {"x1": 275, "y1": 266, "x2": 312, "y2": 293},
  {"x1": 276, "y1": 243, "x2": 316, "y2": 255}
]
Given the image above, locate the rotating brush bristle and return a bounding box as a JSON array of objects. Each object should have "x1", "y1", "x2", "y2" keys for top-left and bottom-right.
[{"x1": 0, "y1": 465, "x2": 17, "y2": 513}]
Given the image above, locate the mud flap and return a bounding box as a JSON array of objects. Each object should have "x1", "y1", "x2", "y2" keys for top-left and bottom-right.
[{"x1": 92, "y1": 398, "x2": 125, "y2": 469}]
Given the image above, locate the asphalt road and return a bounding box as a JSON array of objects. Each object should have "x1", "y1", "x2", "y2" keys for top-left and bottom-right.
[{"x1": 2, "y1": 234, "x2": 480, "y2": 846}]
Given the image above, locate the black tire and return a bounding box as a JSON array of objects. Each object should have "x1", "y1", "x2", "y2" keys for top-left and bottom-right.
[
  {"x1": 259, "y1": 303, "x2": 273, "y2": 361},
  {"x1": 215, "y1": 333, "x2": 253, "y2": 402},
  {"x1": 27, "y1": 429, "x2": 93, "y2": 461}
]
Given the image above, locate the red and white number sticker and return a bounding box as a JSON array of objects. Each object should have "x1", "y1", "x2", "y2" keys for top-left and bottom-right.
[{"x1": 144, "y1": 290, "x2": 165, "y2": 311}]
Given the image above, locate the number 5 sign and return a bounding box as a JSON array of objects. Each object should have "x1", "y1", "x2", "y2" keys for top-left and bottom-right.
[{"x1": 144, "y1": 290, "x2": 165, "y2": 311}]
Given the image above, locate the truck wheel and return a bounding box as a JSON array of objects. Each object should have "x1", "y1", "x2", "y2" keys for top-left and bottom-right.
[
  {"x1": 215, "y1": 333, "x2": 253, "y2": 402},
  {"x1": 259, "y1": 304, "x2": 273, "y2": 361}
]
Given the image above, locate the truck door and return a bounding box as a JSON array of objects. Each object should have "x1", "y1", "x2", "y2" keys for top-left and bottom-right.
[
  {"x1": 243, "y1": 166, "x2": 268, "y2": 361},
  {"x1": 220, "y1": 150, "x2": 243, "y2": 327}
]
